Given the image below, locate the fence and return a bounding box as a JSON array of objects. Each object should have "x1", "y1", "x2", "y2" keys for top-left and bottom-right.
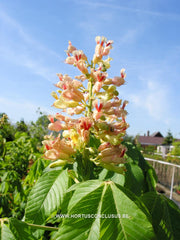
[{"x1": 145, "y1": 158, "x2": 180, "y2": 199}]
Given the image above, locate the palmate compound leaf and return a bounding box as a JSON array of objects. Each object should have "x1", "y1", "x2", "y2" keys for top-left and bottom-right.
[
  {"x1": 141, "y1": 192, "x2": 180, "y2": 240},
  {"x1": 25, "y1": 169, "x2": 71, "y2": 225},
  {"x1": 55, "y1": 180, "x2": 155, "y2": 240},
  {"x1": 0, "y1": 218, "x2": 36, "y2": 240}
]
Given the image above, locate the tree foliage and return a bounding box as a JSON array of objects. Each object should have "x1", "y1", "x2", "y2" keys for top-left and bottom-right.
[
  {"x1": 0, "y1": 114, "x2": 15, "y2": 141},
  {"x1": 0, "y1": 112, "x2": 50, "y2": 219},
  {"x1": 163, "y1": 130, "x2": 174, "y2": 145},
  {"x1": 171, "y1": 141, "x2": 180, "y2": 156}
]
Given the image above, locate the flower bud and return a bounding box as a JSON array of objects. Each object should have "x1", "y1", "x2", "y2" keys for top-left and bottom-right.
[{"x1": 49, "y1": 159, "x2": 68, "y2": 168}]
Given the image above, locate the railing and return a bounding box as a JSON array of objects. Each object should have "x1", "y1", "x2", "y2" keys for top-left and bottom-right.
[
  {"x1": 154, "y1": 153, "x2": 180, "y2": 158},
  {"x1": 145, "y1": 158, "x2": 180, "y2": 199}
]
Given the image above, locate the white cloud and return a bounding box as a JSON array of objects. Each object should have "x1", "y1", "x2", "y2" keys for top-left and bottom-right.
[
  {"x1": 118, "y1": 28, "x2": 140, "y2": 45},
  {"x1": 0, "y1": 8, "x2": 60, "y2": 58},
  {"x1": 129, "y1": 80, "x2": 169, "y2": 122},
  {"x1": 0, "y1": 45, "x2": 55, "y2": 82},
  {"x1": 0, "y1": 7, "x2": 61, "y2": 83},
  {"x1": 73, "y1": 0, "x2": 180, "y2": 20}
]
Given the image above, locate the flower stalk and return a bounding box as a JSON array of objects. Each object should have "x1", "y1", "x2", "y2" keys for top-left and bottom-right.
[{"x1": 87, "y1": 76, "x2": 93, "y2": 117}]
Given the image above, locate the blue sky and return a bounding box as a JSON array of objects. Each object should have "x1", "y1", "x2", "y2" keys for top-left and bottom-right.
[{"x1": 0, "y1": 0, "x2": 180, "y2": 138}]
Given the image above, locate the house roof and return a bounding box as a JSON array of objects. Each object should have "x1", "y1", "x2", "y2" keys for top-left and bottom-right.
[
  {"x1": 150, "y1": 131, "x2": 164, "y2": 137},
  {"x1": 137, "y1": 136, "x2": 164, "y2": 146}
]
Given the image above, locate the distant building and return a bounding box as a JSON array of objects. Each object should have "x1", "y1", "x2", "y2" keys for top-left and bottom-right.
[
  {"x1": 136, "y1": 131, "x2": 164, "y2": 149},
  {"x1": 157, "y1": 145, "x2": 174, "y2": 157},
  {"x1": 136, "y1": 131, "x2": 180, "y2": 157}
]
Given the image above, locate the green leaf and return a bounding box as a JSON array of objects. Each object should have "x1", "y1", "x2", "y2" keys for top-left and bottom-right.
[
  {"x1": 89, "y1": 134, "x2": 101, "y2": 148},
  {"x1": 0, "y1": 223, "x2": 15, "y2": 240},
  {"x1": 124, "y1": 142, "x2": 157, "y2": 192},
  {"x1": 111, "y1": 173, "x2": 125, "y2": 186},
  {"x1": 25, "y1": 169, "x2": 71, "y2": 224},
  {"x1": 123, "y1": 142, "x2": 140, "y2": 164},
  {"x1": 0, "y1": 218, "x2": 36, "y2": 240},
  {"x1": 124, "y1": 142, "x2": 150, "y2": 172},
  {"x1": 124, "y1": 163, "x2": 144, "y2": 196},
  {"x1": 24, "y1": 158, "x2": 47, "y2": 185},
  {"x1": 146, "y1": 168, "x2": 157, "y2": 192},
  {"x1": 98, "y1": 168, "x2": 115, "y2": 180},
  {"x1": 99, "y1": 168, "x2": 125, "y2": 186},
  {"x1": 56, "y1": 180, "x2": 155, "y2": 240},
  {"x1": 141, "y1": 192, "x2": 180, "y2": 240}
]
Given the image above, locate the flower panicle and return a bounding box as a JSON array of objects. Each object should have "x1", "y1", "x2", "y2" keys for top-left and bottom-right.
[{"x1": 43, "y1": 36, "x2": 129, "y2": 173}]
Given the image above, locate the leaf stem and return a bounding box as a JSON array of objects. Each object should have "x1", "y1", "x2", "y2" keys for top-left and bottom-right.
[{"x1": 26, "y1": 222, "x2": 59, "y2": 231}]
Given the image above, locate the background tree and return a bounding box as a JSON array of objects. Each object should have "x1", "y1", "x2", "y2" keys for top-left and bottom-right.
[
  {"x1": 123, "y1": 134, "x2": 135, "y2": 144},
  {"x1": 16, "y1": 119, "x2": 29, "y2": 134},
  {"x1": 0, "y1": 113, "x2": 15, "y2": 141},
  {"x1": 0, "y1": 109, "x2": 50, "y2": 218},
  {"x1": 28, "y1": 108, "x2": 50, "y2": 148},
  {"x1": 163, "y1": 130, "x2": 174, "y2": 145},
  {"x1": 171, "y1": 141, "x2": 180, "y2": 156}
]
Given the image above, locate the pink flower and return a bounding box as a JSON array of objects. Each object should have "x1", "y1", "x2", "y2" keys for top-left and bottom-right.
[
  {"x1": 94, "y1": 36, "x2": 106, "y2": 57},
  {"x1": 48, "y1": 121, "x2": 67, "y2": 132},
  {"x1": 93, "y1": 71, "x2": 107, "y2": 82},
  {"x1": 76, "y1": 60, "x2": 88, "y2": 74},
  {"x1": 102, "y1": 98, "x2": 122, "y2": 110},
  {"x1": 84, "y1": 92, "x2": 89, "y2": 102},
  {"x1": 94, "y1": 101, "x2": 103, "y2": 112},
  {"x1": 102, "y1": 40, "x2": 113, "y2": 56},
  {"x1": 54, "y1": 113, "x2": 69, "y2": 122},
  {"x1": 111, "y1": 107, "x2": 128, "y2": 118},
  {"x1": 98, "y1": 142, "x2": 111, "y2": 151},
  {"x1": 65, "y1": 48, "x2": 88, "y2": 74},
  {"x1": 93, "y1": 36, "x2": 106, "y2": 63},
  {"x1": 73, "y1": 50, "x2": 87, "y2": 61},
  {"x1": 121, "y1": 100, "x2": 128, "y2": 110},
  {"x1": 67, "y1": 41, "x2": 76, "y2": 54},
  {"x1": 66, "y1": 106, "x2": 85, "y2": 115},
  {"x1": 99, "y1": 145, "x2": 127, "y2": 164},
  {"x1": 92, "y1": 81, "x2": 103, "y2": 93},
  {"x1": 120, "y1": 68, "x2": 126, "y2": 78},
  {"x1": 112, "y1": 76, "x2": 125, "y2": 86},
  {"x1": 92, "y1": 101, "x2": 103, "y2": 120},
  {"x1": 72, "y1": 79, "x2": 83, "y2": 89},
  {"x1": 75, "y1": 117, "x2": 92, "y2": 143},
  {"x1": 93, "y1": 111, "x2": 102, "y2": 121},
  {"x1": 93, "y1": 37, "x2": 113, "y2": 64},
  {"x1": 65, "y1": 56, "x2": 75, "y2": 65},
  {"x1": 53, "y1": 138, "x2": 75, "y2": 155},
  {"x1": 112, "y1": 69, "x2": 126, "y2": 86},
  {"x1": 101, "y1": 154, "x2": 125, "y2": 164},
  {"x1": 44, "y1": 149, "x2": 61, "y2": 160},
  {"x1": 62, "y1": 88, "x2": 84, "y2": 102},
  {"x1": 113, "y1": 120, "x2": 129, "y2": 132},
  {"x1": 78, "y1": 117, "x2": 92, "y2": 131},
  {"x1": 57, "y1": 73, "x2": 63, "y2": 81},
  {"x1": 56, "y1": 75, "x2": 83, "y2": 90},
  {"x1": 75, "y1": 74, "x2": 87, "y2": 82},
  {"x1": 43, "y1": 136, "x2": 76, "y2": 161}
]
